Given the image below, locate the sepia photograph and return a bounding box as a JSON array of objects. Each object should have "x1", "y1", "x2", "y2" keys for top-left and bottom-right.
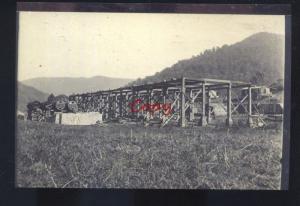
[{"x1": 16, "y1": 4, "x2": 290, "y2": 189}]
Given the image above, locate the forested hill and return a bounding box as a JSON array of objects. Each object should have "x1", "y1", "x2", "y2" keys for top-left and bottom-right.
[
  {"x1": 17, "y1": 82, "x2": 49, "y2": 112},
  {"x1": 130, "y1": 32, "x2": 284, "y2": 86}
]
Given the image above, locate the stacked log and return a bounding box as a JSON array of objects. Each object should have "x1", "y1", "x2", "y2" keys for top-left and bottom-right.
[
  {"x1": 55, "y1": 100, "x2": 67, "y2": 111},
  {"x1": 67, "y1": 101, "x2": 78, "y2": 113},
  {"x1": 26, "y1": 93, "x2": 99, "y2": 122},
  {"x1": 27, "y1": 101, "x2": 43, "y2": 121},
  {"x1": 31, "y1": 108, "x2": 44, "y2": 122}
]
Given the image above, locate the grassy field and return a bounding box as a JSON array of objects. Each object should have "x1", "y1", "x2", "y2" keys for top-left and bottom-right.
[{"x1": 16, "y1": 119, "x2": 283, "y2": 189}]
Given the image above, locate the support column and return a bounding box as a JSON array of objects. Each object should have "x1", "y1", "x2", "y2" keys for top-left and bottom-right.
[
  {"x1": 114, "y1": 94, "x2": 118, "y2": 118},
  {"x1": 189, "y1": 89, "x2": 195, "y2": 121},
  {"x1": 146, "y1": 89, "x2": 152, "y2": 120},
  {"x1": 247, "y1": 86, "x2": 253, "y2": 127},
  {"x1": 105, "y1": 94, "x2": 109, "y2": 120},
  {"x1": 136, "y1": 91, "x2": 141, "y2": 118},
  {"x1": 180, "y1": 77, "x2": 186, "y2": 127},
  {"x1": 132, "y1": 90, "x2": 137, "y2": 119},
  {"x1": 200, "y1": 82, "x2": 207, "y2": 126},
  {"x1": 162, "y1": 88, "x2": 167, "y2": 105},
  {"x1": 176, "y1": 91, "x2": 180, "y2": 112},
  {"x1": 99, "y1": 95, "x2": 103, "y2": 113},
  {"x1": 119, "y1": 91, "x2": 123, "y2": 117},
  {"x1": 125, "y1": 92, "x2": 129, "y2": 117},
  {"x1": 226, "y1": 83, "x2": 233, "y2": 126},
  {"x1": 160, "y1": 88, "x2": 167, "y2": 119},
  {"x1": 109, "y1": 93, "x2": 113, "y2": 119},
  {"x1": 207, "y1": 90, "x2": 211, "y2": 123}
]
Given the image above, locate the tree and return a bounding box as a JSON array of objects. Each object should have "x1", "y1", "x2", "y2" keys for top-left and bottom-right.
[
  {"x1": 250, "y1": 71, "x2": 264, "y2": 85},
  {"x1": 47, "y1": 93, "x2": 55, "y2": 103},
  {"x1": 270, "y1": 79, "x2": 284, "y2": 93}
]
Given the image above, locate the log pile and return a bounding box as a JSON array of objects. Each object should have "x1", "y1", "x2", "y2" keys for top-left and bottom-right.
[
  {"x1": 27, "y1": 93, "x2": 104, "y2": 122},
  {"x1": 27, "y1": 94, "x2": 81, "y2": 122}
]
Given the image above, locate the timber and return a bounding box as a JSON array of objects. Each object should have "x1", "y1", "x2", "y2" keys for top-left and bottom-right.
[
  {"x1": 226, "y1": 83, "x2": 233, "y2": 126},
  {"x1": 200, "y1": 83, "x2": 207, "y2": 126},
  {"x1": 248, "y1": 86, "x2": 254, "y2": 127},
  {"x1": 180, "y1": 77, "x2": 186, "y2": 127},
  {"x1": 27, "y1": 77, "x2": 259, "y2": 127}
]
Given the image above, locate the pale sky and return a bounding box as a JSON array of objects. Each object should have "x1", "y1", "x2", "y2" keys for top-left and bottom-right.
[{"x1": 17, "y1": 12, "x2": 285, "y2": 81}]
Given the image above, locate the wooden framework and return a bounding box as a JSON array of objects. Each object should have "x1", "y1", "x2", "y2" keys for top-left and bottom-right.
[{"x1": 69, "y1": 77, "x2": 255, "y2": 127}]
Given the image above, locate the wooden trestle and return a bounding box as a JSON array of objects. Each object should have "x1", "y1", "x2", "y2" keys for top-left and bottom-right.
[{"x1": 69, "y1": 77, "x2": 254, "y2": 127}]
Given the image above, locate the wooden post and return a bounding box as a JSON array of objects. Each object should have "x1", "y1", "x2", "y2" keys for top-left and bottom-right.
[
  {"x1": 125, "y1": 92, "x2": 129, "y2": 117},
  {"x1": 207, "y1": 89, "x2": 211, "y2": 123},
  {"x1": 160, "y1": 88, "x2": 166, "y2": 119},
  {"x1": 176, "y1": 91, "x2": 180, "y2": 112},
  {"x1": 226, "y1": 83, "x2": 233, "y2": 126},
  {"x1": 180, "y1": 77, "x2": 186, "y2": 127},
  {"x1": 108, "y1": 93, "x2": 112, "y2": 119},
  {"x1": 59, "y1": 113, "x2": 62, "y2": 124},
  {"x1": 98, "y1": 95, "x2": 102, "y2": 113},
  {"x1": 189, "y1": 89, "x2": 195, "y2": 121},
  {"x1": 145, "y1": 89, "x2": 151, "y2": 120},
  {"x1": 119, "y1": 91, "x2": 123, "y2": 117},
  {"x1": 148, "y1": 89, "x2": 152, "y2": 103},
  {"x1": 200, "y1": 82, "x2": 207, "y2": 126},
  {"x1": 105, "y1": 94, "x2": 109, "y2": 120},
  {"x1": 163, "y1": 88, "x2": 167, "y2": 105},
  {"x1": 114, "y1": 94, "x2": 118, "y2": 118},
  {"x1": 247, "y1": 86, "x2": 253, "y2": 127},
  {"x1": 150, "y1": 90, "x2": 153, "y2": 117},
  {"x1": 136, "y1": 91, "x2": 141, "y2": 118},
  {"x1": 132, "y1": 89, "x2": 136, "y2": 119}
]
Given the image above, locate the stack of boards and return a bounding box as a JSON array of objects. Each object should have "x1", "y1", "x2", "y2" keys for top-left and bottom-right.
[{"x1": 55, "y1": 112, "x2": 103, "y2": 125}]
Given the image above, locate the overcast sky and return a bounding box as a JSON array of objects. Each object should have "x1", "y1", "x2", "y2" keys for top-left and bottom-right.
[{"x1": 17, "y1": 12, "x2": 285, "y2": 81}]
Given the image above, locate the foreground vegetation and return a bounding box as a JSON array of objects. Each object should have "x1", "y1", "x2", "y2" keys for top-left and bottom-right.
[{"x1": 16, "y1": 120, "x2": 282, "y2": 189}]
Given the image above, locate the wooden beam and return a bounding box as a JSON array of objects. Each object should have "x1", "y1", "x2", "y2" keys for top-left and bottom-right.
[
  {"x1": 200, "y1": 83, "x2": 207, "y2": 126},
  {"x1": 114, "y1": 94, "x2": 118, "y2": 118},
  {"x1": 119, "y1": 91, "x2": 123, "y2": 117},
  {"x1": 187, "y1": 77, "x2": 230, "y2": 84},
  {"x1": 192, "y1": 88, "x2": 202, "y2": 102},
  {"x1": 125, "y1": 92, "x2": 130, "y2": 117},
  {"x1": 162, "y1": 88, "x2": 167, "y2": 104},
  {"x1": 248, "y1": 86, "x2": 253, "y2": 127},
  {"x1": 180, "y1": 77, "x2": 186, "y2": 127},
  {"x1": 207, "y1": 90, "x2": 211, "y2": 123},
  {"x1": 132, "y1": 89, "x2": 137, "y2": 118},
  {"x1": 226, "y1": 83, "x2": 233, "y2": 126},
  {"x1": 189, "y1": 89, "x2": 194, "y2": 121},
  {"x1": 105, "y1": 94, "x2": 109, "y2": 120},
  {"x1": 232, "y1": 94, "x2": 248, "y2": 114},
  {"x1": 176, "y1": 91, "x2": 180, "y2": 112}
]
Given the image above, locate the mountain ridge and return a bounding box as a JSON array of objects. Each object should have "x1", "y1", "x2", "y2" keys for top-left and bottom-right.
[
  {"x1": 21, "y1": 32, "x2": 284, "y2": 97},
  {"x1": 129, "y1": 32, "x2": 284, "y2": 86},
  {"x1": 22, "y1": 75, "x2": 134, "y2": 95}
]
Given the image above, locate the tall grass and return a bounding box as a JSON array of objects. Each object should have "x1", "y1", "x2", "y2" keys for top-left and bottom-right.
[{"x1": 16, "y1": 120, "x2": 282, "y2": 189}]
